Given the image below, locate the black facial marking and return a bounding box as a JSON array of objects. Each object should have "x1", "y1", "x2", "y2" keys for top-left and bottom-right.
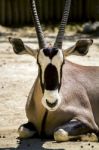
[
  {"x1": 46, "y1": 99, "x2": 58, "y2": 108},
  {"x1": 43, "y1": 48, "x2": 58, "y2": 59},
  {"x1": 44, "y1": 64, "x2": 59, "y2": 90},
  {"x1": 38, "y1": 63, "x2": 44, "y2": 93}
]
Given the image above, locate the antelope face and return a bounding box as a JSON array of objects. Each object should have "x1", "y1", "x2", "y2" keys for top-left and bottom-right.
[
  {"x1": 37, "y1": 47, "x2": 64, "y2": 111},
  {"x1": 9, "y1": 37, "x2": 93, "y2": 112}
]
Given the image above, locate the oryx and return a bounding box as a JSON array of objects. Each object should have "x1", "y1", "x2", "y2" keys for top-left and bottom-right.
[{"x1": 9, "y1": 0, "x2": 99, "y2": 142}]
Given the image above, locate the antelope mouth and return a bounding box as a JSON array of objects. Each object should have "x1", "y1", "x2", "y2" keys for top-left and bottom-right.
[{"x1": 46, "y1": 99, "x2": 58, "y2": 108}]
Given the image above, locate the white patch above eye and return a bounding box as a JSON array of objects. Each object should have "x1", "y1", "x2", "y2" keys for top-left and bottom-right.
[{"x1": 52, "y1": 49, "x2": 63, "y2": 66}]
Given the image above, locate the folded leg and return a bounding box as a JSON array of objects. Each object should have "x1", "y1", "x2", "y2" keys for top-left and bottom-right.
[
  {"x1": 54, "y1": 120, "x2": 98, "y2": 142},
  {"x1": 18, "y1": 122, "x2": 37, "y2": 139}
]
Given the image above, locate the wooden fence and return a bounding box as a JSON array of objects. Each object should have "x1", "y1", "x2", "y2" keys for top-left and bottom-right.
[{"x1": 0, "y1": 0, "x2": 99, "y2": 26}]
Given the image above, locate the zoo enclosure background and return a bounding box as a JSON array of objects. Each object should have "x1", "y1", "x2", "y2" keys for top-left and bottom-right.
[{"x1": 0, "y1": 0, "x2": 99, "y2": 26}]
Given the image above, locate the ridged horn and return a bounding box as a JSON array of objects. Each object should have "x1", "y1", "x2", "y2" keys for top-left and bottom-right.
[
  {"x1": 30, "y1": 0, "x2": 46, "y2": 49},
  {"x1": 54, "y1": 0, "x2": 71, "y2": 49}
]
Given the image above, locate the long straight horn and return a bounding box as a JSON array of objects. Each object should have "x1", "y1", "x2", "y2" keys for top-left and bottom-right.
[
  {"x1": 30, "y1": 0, "x2": 46, "y2": 49},
  {"x1": 54, "y1": 0, "x2": 71, "y2": 49}
]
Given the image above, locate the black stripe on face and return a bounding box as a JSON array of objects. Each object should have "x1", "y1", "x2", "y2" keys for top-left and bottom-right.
[
  {"x1": 43, "y1": 48, "x2": 58, "y2": 59},
  {"x1": 44, "y1": 64, "x2": 59, "y2": 90}
]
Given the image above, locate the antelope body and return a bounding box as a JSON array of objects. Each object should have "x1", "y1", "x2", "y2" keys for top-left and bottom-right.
[{"x1": 9, "y1": 0, "x2": 99, "y2": 142}]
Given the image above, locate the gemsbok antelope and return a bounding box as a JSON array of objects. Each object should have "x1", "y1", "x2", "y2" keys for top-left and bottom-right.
[{"x1": 9, "y1": 0, "x2": 99, "y2": 142}]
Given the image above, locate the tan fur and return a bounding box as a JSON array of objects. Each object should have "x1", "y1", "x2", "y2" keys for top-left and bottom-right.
[{"x1": 26, "y1": 60, "x2": 99, "y2": 136}]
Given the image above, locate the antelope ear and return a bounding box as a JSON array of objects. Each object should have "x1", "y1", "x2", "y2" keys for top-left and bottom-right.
[
  {"x1": 63, "y1": 39, "x2": 93, "y2": 56},
  {"x1": 9, "y1": 37, "x2": 38, "y2": 58}
]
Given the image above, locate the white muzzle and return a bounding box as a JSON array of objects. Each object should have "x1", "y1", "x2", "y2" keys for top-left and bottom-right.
[{"x1": 42, "y1": 89, "x2": 61, "y2": 111}]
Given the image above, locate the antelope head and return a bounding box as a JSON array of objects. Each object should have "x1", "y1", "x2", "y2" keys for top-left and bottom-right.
[{"x1": 9, "y1": 0, "x2": 93, "y2": 111}]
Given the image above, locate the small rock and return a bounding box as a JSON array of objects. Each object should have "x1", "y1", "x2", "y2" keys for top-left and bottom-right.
[
  {"x1": 2, "y1": 135, "x2": 6, "y2": 138},
  {"x1": 91, "y1": 145, "x2": 94, "y2": 148},
  {"x1": 88, "y1": 143, "x2": 90, "y2": 146}
]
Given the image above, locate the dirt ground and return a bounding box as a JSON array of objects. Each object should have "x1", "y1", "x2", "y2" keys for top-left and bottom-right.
[{"x1": 0, "y1": 26, "x2": 99, "y2": 150}]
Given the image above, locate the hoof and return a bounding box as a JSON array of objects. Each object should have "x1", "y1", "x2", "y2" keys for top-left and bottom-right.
[
  {"x1": 54, "y1": 129, "x2": 69, "y2": 142},
  {"x1": 18, "y1": 125, "x2": 36, "y2": 139},
  {"x1": 80, "y1": 133, "x2": 98, "y2": 142}
]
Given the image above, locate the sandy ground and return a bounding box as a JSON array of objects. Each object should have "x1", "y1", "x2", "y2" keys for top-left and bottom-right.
[{"x1": 0, "y1": 26, "x2": 99, "y2": 149}]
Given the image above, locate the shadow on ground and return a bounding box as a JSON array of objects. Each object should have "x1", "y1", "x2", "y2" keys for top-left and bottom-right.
[
  {"x1": 0, "y1": 138, "x2": 64, "y2": 150},
  {"x1": 0, "y1": 138, "x2": 99, "y2": 150}
]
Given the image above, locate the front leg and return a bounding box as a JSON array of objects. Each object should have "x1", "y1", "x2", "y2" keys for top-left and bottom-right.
[
  {"x1": 18, "y1": 122, "x2": 38, "y2": 139},
  {"x1": 54, "y1": 120, "x2": 98, "y2": 142}
]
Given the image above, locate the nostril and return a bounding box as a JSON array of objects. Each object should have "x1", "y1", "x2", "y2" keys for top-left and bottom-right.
[{"x1": 46, "y1": 99, "x2": 58, "y2": 108}]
